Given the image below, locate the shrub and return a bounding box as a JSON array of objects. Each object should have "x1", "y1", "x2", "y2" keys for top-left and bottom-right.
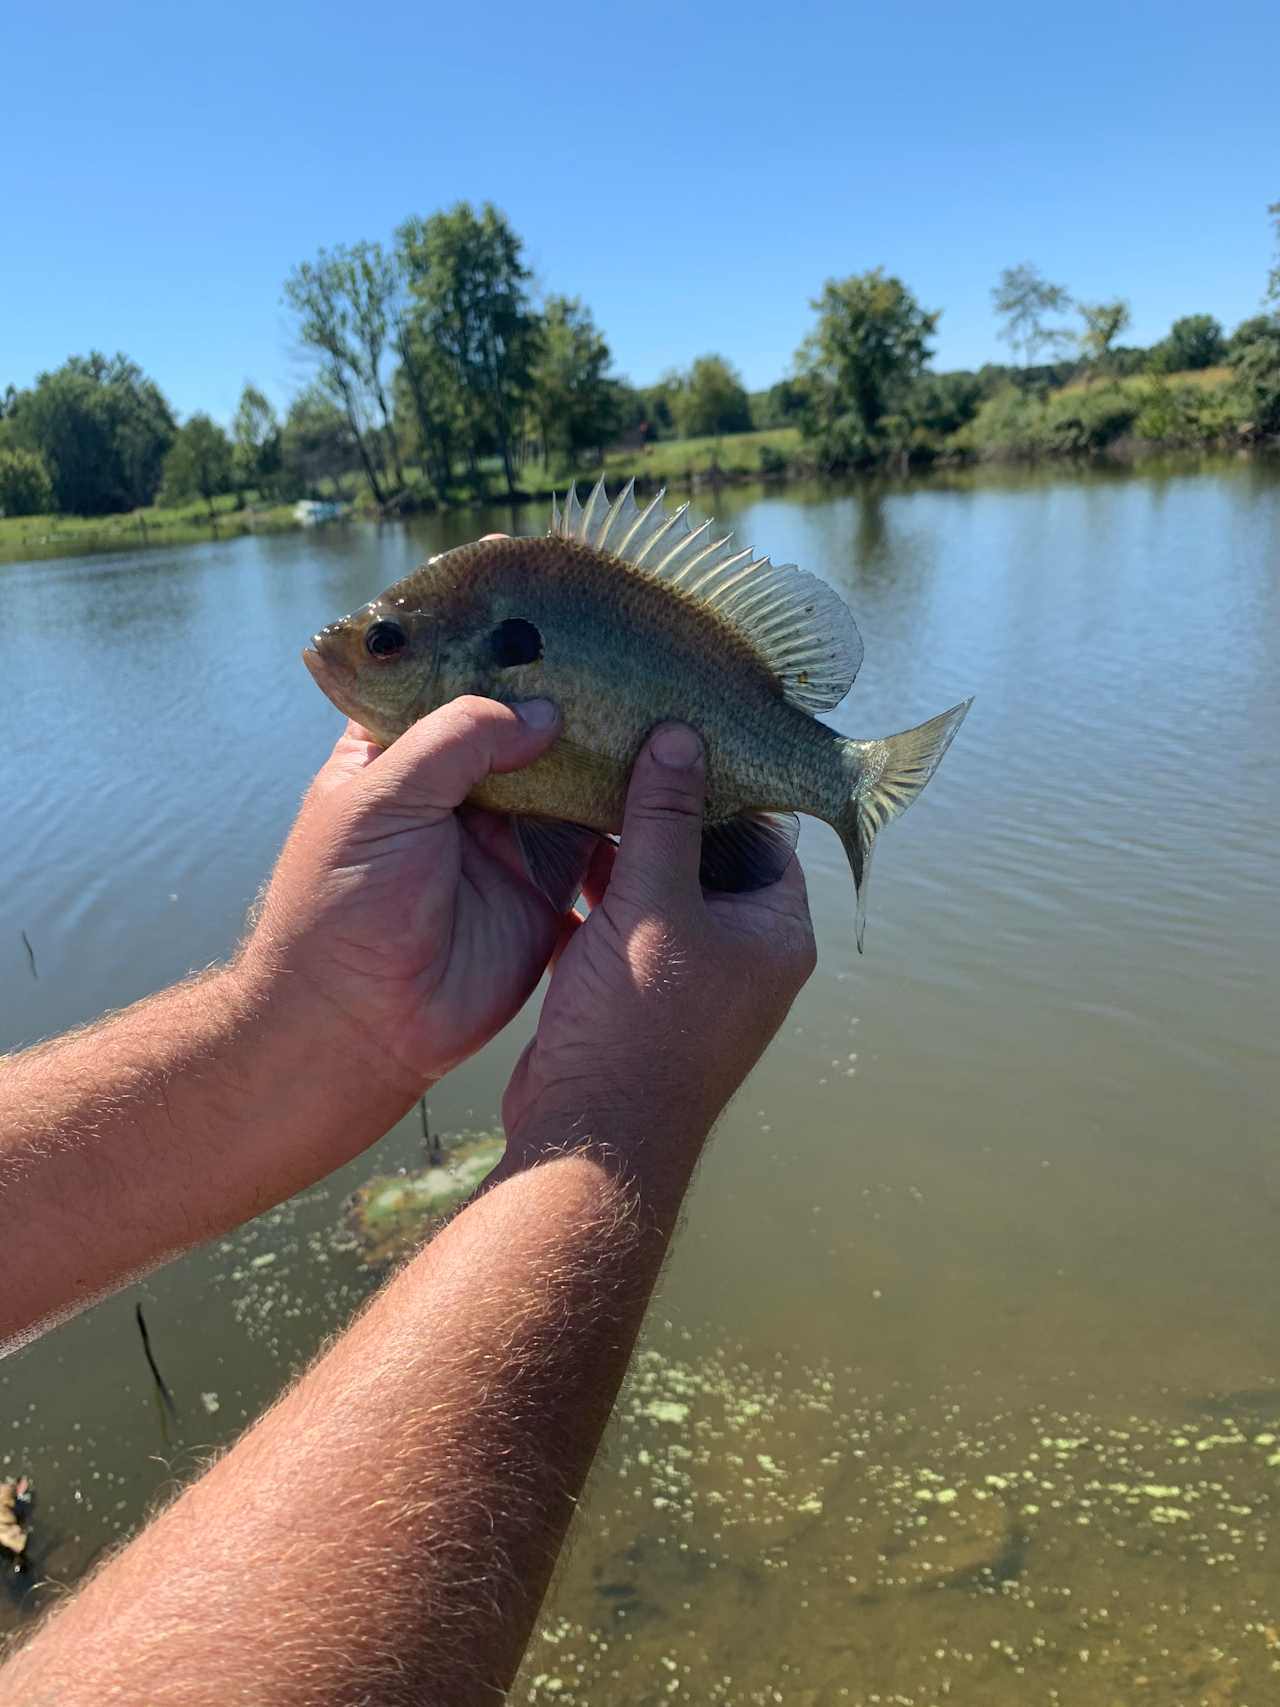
[{"x1": 0, "y1": 447, "x2": 53, "y2": 516}]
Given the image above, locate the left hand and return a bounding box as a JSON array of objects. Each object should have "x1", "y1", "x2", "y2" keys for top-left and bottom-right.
[{"x1": 241, "y1": 695, "x2": 571, "y2": 1090}]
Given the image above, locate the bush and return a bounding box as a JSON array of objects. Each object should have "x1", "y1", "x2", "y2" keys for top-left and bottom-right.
[
  {"x1": 0, "y1": 447, "x2": 53, "y2": 516},
  {"x1": 958, "y1": 383, "x2": 1140, "y2": 458}
]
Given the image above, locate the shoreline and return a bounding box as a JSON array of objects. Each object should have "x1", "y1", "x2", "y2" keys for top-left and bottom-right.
[{"x1": 3, "y1": 439, "x2": 1275, "y2": 569}]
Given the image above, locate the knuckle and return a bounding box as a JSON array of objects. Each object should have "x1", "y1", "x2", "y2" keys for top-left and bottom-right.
[{"x1": 629, "y1": 784, "x2": 702, "y2": 822}]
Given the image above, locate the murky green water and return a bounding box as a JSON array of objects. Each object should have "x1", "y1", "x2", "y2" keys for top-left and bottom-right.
[{"x1": 3, "y1": 461, "x2": 1279, "y2": 1701}]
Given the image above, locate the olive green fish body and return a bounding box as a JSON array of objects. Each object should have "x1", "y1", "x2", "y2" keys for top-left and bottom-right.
[
  {"x1": 413, "y1": 535, "x2": 848, "y2": 834},
  {"x1": 305, "y1": 481, "x2": 971, "y2": 948}
]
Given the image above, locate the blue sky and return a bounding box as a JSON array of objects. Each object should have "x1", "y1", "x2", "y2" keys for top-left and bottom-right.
[{"x1": 5, "y1": 0, "x2": 1277, "y2": 424}]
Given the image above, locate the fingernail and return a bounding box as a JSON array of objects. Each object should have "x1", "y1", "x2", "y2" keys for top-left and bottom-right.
[
  {"x1": 650, "y1": 723, "x2": 702, "y2": 769},
  {"x1": 514, "y1": 699, "x2": 557, "y2": 730}
]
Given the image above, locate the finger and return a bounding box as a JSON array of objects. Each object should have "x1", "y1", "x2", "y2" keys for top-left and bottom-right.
[
  {"x1": 610, "y1": 723, "x2": 706, "y2": 907},
  {"x1": 363, "y1": 695, "x2": 560, "y2": 823},
  {"x1": 581, "y1": 839, "x2": 617, "y2": 910},
  {"x1": 306, "y1": 722, "x2": 383, "y2": 799},
  {"x1": 549, "y1": 908, "x2": 582, "y2": 968},
  {"x1": 458, "y1": 805, "x2": 529, "y2": 886}
]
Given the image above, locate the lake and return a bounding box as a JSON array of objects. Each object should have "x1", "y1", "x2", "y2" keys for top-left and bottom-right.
[{"x1": 3, "y1": 459, "x2": 1279, "y2": 1702}]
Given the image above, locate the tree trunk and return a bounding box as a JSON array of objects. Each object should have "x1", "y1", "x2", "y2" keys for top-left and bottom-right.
[{"x1": 336, "y1": 374, "x2": 385, "y2": 506}]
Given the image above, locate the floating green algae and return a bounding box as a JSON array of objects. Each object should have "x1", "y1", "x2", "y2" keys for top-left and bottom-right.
[
  {"x1": 344, "y1": 1129, "x2": 505, "y2": 1268},
  {"x1": 516, "y1": 1335, "x2": 1280, "y2": 1706}
]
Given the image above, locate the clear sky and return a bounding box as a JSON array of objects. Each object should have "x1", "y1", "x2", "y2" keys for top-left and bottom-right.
[{"x1": 5, "y1": 0, "x2": 1277, "y2": 424}]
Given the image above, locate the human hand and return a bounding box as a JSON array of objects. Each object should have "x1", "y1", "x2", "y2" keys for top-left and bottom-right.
[
  {"x1": 501, "y1": 724, "x2": 817, "y2": 1171},
  {"x1": 242, "y1": 695, "x2": 573, "y2": 1090}
]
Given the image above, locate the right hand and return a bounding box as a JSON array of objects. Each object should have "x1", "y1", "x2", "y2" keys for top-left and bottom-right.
[{"x1": 502, "y1": 723, "x2": 817, "y2": 1165}]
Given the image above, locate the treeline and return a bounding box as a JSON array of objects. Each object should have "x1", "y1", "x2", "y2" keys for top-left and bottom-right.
[{"x1": 3, "y1": 201, "x2": 1279, "y2": 521}]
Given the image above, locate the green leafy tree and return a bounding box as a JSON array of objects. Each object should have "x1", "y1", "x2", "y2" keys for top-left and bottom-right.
[
  {"x1": 1228, "y1": 314, "x2": 1280, "y2": 434},
  {"x1": 280, "y1": 385, "x2": 359, "y2": 494},
  {"x1": 1150, "y1": 314, "x2": 1226, "y2": 373},
  {"x1": 1267, "y1": 201, "x2": 1280, "y2": 306},
  {"x1": 795, "y1": 269, "x2": 940, "y2": 464},
  {"x1": 8, "y1": 353, "x2": 175, "y2": 514},
  {"x1": 529, "y1": 296, "x2": 619, "y2": 469},
  {"x1": 672, "y1": 355, "x2": 752, "y2": 438},
  {"x1": 396, "y1": 203, "x2": 538, "y2": 497},
  {"x1": 0, "y1": 447, "x2": 53, "y2": 516},
  {"x1": 391, "y1": 332, "x2": 461, "y2": 497},
  {"x1": 993, "y1": 264, "x2": 1073, "y2": 367},
  {"x1": 161, "y1": 414, "x2": 234, "y2": 514},
  {"x1": 1076, "y1": 300, "x2": 1132, "y2": 376},
  {"x1": 284, "y1": 244, "x2": 402, "y2": 504},
  {"x1": 752, "y1": 378, "x2": 809, "y2": 429},
  {"x1": 637, "y1": 373, "x2": 682, "y2": 439},
  {"x1": 907, "y1": 369, "x2": 983, "y2": 437},
  {"x1": 232, "y1": 384, "x2": 282, "y2": 496}
]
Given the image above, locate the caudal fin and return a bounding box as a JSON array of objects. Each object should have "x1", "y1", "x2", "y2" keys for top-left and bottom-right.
[{"x1": 835, "y1": 699, "x2": 972, "y2": 952}]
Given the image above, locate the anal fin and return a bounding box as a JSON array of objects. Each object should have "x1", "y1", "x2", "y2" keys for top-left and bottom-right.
[
  {"x1": 513, "y1": 816, "x2": 600, "y2": 912},
  {"x1": 699, "y1": 812, "x2": 800, "y2": 893}
]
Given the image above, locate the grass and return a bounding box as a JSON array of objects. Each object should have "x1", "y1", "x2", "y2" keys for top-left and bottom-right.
[
  {"x1": 1056, "y1": 365, "x2": 1232, "y2": 396},
  {"x1": 513, "y1": 427, "x2": 804, "y2": 498},
  {"x1": 0, "y1": 491, "x2": 299, "y2": 565}
]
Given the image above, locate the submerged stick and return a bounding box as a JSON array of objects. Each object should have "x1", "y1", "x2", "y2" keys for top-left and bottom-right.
[
  {"x1": 135, "y1": 1303, "x2": 178, "y2": 1420},
  {"x1": 20, "y1": 930, "x2": 37, "y2": 980},
  {"x1": 420, "y1": 1098, "x2": 444, "y2": 1167}
]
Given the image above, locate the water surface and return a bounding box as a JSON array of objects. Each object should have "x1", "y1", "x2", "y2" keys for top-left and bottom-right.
[{"x1": 3, "y1": 461, "x2": 1279, "y2": 1702}]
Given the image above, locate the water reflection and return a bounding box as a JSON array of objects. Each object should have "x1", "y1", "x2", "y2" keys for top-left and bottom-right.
[{"x1": 3, "y1": 463, "x2": 1279, "y2": 1698}]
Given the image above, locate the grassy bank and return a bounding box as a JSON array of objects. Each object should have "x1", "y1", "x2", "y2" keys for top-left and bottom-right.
[{"x1": 0, "y1": 493, "x2": 300, "y2": 565}]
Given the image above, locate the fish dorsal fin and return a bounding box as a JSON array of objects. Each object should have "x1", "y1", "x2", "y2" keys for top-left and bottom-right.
[{"x1": 550, "y1": 478, "x2": 863, "y2": 712}]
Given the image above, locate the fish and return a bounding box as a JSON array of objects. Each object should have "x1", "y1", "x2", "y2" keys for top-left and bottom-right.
[{"x1": 303, "y1": 479, "x2": 971, "y2": 948}]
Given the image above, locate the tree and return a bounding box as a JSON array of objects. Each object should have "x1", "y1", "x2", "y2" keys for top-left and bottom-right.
[
  {"x1": 7, "y1": 353, "x2": 175, "y2": 514},
  {"x1": 0, "y1": 447, "x2": 53, "y2": 516},
  {"x1": 795, "y1": 269, "x2": 940, "y2": 464},
  {"x1": 284, "y1": 245, "x2": 401, "y2": 505},
  {"x1": 1267, "y1": 201, "x2": 1280, "y2": 306},
  {"x1": 232, "y1": 384, "x2": 282, "y2": 497},
  {"x1": 907, "y1": 369, "x2": 983, "y2": 436},
  {"x1": 1150, "y1": 314, "x2": 1226, "y2": 373},
  {"x1": 672, "y1": 355, "x2": 752, "y2": 438},
  {"x1": 161, "y1": 415, "x2": 234, "y2": 514},
  {"x1": 529, "y1": 296, "x2": 619, "y2": 469},
  {"x1": 637, "y1": 373, "x2": 682, "y2": 439},
  {"x1": 993, "y1": 264, "x2": 1073, "y2": 367},
  {"x1": 1228, "y1": 314, "x2": 1280, "y2": 434},
  {"x1": 396, "y1": 203, "x2": 538, "y2": 496},
  {"x1": 752, "y1": 378, "x2": 809, "y2": 429},
  {"x1": 1076, "y1": 300, "x2": 1131, "y2": 376},
  {"x1": 280, "y1": 386, "x2": 358, "y2": 493}
]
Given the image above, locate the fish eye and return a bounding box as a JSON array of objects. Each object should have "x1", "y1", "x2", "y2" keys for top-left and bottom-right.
[
  {"x1": 365, "y1": 620, "x2": 407, "y2": 659},
  {"x1": 489, "y1": 618, "x2": 543, "y2": 668}
]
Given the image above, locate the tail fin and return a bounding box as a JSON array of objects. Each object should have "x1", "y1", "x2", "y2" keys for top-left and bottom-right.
[{"x1": 835, "y1": 699, "x2": 972, "y2": 952}]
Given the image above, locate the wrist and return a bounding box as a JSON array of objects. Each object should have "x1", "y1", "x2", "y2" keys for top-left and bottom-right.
[
  {"x1": 223, "y1": 944, "x2": 425, "y2": 1166},
  {"x1": 499, "y1": 1099, "x2": 712, "y2": 1211}
]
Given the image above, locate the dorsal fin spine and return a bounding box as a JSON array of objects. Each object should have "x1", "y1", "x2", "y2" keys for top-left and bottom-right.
[{"x1": 546, "y1": 478, "x2": 863, "y2": 713}]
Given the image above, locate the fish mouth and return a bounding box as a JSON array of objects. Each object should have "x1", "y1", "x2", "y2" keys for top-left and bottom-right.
[{"x1": 302, "y1": 642, "x2": 362, "y2": 723}]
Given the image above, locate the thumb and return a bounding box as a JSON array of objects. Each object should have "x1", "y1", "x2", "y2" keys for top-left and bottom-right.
[
  {"x1": 611, "y1": 723, "x2": 706, "y2": 906},
  {"x1": 361, "y1": 695, "x2": 560, "y2": 822}
]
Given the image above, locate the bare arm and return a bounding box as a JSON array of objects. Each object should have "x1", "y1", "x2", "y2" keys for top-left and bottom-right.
[
  {"x1": 0, "y1": 724, "x2": 815, "y2": 1706},
  {"x1": 0, "y1": 697, "x2": 567, "y2": 1351}
]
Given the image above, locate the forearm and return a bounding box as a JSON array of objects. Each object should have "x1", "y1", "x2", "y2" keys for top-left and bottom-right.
[
  {"x1": 0, "y1": 1134, "x2": 704, "y2": 1706},
  {"x1": 0, "y1": 959, "x2": 418, "y2": 1351}
]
